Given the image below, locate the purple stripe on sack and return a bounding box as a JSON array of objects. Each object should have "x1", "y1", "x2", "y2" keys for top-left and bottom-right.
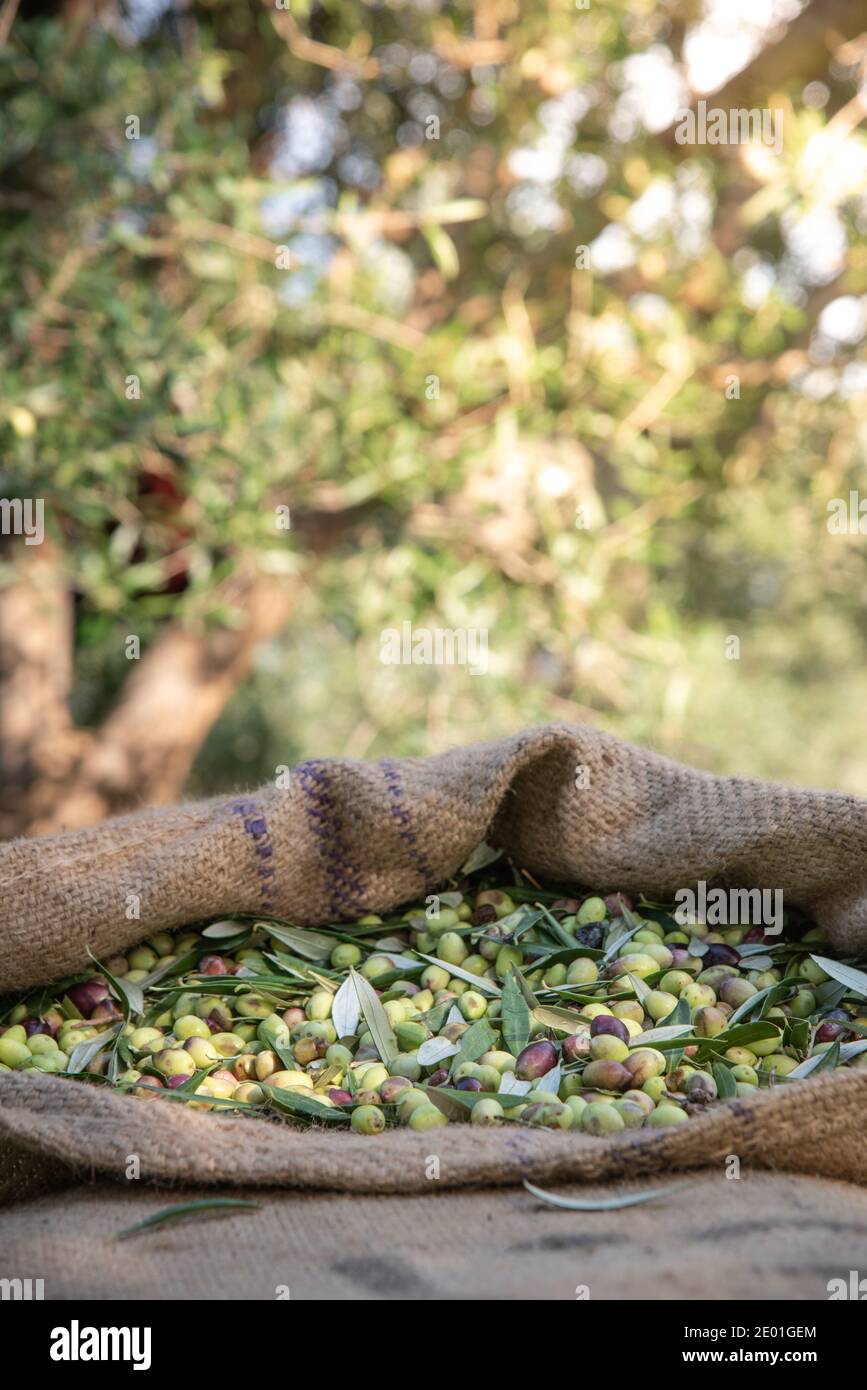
[
  {"x1": 295, "y1": 761, "x2": 366, "y2": 918},
  {"x1": 230, "y1": 798, "x2": 276, "y2": 912},
  {"x1": 380, "y1": 758, "x2": 434, "y2": 888}
]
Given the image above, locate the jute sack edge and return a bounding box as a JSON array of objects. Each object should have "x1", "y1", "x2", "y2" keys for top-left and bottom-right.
[
  {"x1": 4, "y1": 722, "x2": 867, "y2": 991},
  {"x1": 1, "y1": 1068, "x2": 866, "y2": 1204}
]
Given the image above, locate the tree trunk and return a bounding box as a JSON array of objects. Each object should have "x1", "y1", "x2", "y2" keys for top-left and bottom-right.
[{"x1": 0, "y1": 538, "x2": 294, "y2": 839}]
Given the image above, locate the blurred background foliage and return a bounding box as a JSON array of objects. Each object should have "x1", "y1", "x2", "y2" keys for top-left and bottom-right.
[{"x1": 2, "y1": 0, "x2": 867, "y2": 834}]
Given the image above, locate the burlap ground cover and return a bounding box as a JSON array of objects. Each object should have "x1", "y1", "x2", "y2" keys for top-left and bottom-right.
[{"x1": 3, "y1": 1171, "x2": 865, "y2": 1300}]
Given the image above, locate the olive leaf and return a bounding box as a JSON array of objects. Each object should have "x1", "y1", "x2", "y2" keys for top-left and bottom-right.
[
  {"x1": 531, "y1": 1005, "x2": 586, "y2": 1036},
  {"x1": 448, "y1": 1018, "x2": 498, "y2": 1076},
  {"x1": 261, "y1": 1083, "x2": 346, "y2": 1122},
  {"x1": 201, "y1": 919, "x2": 249, "y2": 939},
  {"x1": 66, "y1": 1026, "x2": 121, "y2": 1075},
  {"x1": 116, "y1": 1200, "x2": 260, "y2": 1239},
  {"x1": 417, "y1": 1035, "x2": 459, "y2": 1066},
  {"x1": 625, "y1": 971, "x2": 652, "y2": 1006},
  {"x1": 140, "y1": 948, "x2": 199, "y2": 990},
  {"x1": 534, "y1": 903, "x2": 577, "y2": 949},
  {"x1": 498, "y1": 1071, "x2": 532, "y2": 1096},
  {"x1": 727, "y1": 978, "x2": 805, "y2": 1026},
  {"x1": 809, "y1": 955, "x2": 867, "y2": 1000},
  {"x1": 501, "y1": 969, "x2": 531, "y2": 1055},
  {"x1": 537, "y1": 1062, "x2": 561, "y2": 1095},
  {"x1": 416, "y1": 953, "x2": 501, "y2": 996},
  {"x1": 331, "y1": 974, "x2": 361, "y2": 1038},
  {"x1": 711, "y1": 1062, "x2": 738, "y2": 1098},
  {"x1": 349, "y1": 967, "x2": 398, "y2": 1064},
  {"x1": 460, "y1": 842, "x2": 503, "y2": 875},
  {"x1": 88, "y1": 949, "x2": 143, "y2": 1020},
  {"x1": 266, "y1": 923, "x2": 335, "y2": 961},
  {"x1": 632, "y1": 1023, "x2": 694, "y2": 1046},
  {"x1": 658, "y1": 996, "x2": 691, "y2": 1027},
  {"x1": 426, "y1": 1085, "x2": 527, "y2": 1111},
  {"x1": 523, "y1": 1180, "x2": 689, "y2": 1211}
]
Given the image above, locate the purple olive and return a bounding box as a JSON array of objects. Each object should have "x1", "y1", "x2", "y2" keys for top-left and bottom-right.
[
  {"x1": 66, "y1": 979, "x2": 110, "y2": 1017},
  {"x1": 562, "y1": 1033, "x2": 591, "y2": 1063},
  {"x1": 515, "y1": 1040, "x2": 558, "y2": 1081},
  {"x1": 22, "y1": 1018, "x2": 50, "y2": 1037},
  {"x1": 743, "y1": 927, "x2": 766, "y2": 943},
  {"x1": 575, "y1": 923, "x2": 605, "y2": 948},
  {"x1": 471, "y1": 904, "x2": 498, "y2": 927},
  {"x1": 582, "y1": 1059, "x2": 631, "y2": 1091},
  {"x1": 590, "y1": 1014, "x2": 629, "y2": 1043},
  {"x1": 165, "y1": 1074, "x2": 189, "y2": 1089},
  {"x1": 455, "y1": 1077, "x2": 483, "y2": 1091},
  {"x1": 328, "y1": 1088, "x2": 353, "y2": 1105},
  {"x1": 816, "y1": 1010, "x2": 851, "y2": 1043},
  {"x1": 605, "y1": 893, "x2": 634, "y2": 914},
  {"x1": 428, "y1": 1068, "x2": 450, "y2": 1087},
  {"x1": 704, "y1": 943, "x2": 741, "y2": 968}
]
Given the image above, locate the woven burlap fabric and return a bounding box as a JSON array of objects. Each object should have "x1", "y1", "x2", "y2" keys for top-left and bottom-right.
[
  {"x1": 2, "y1": 1068, "x2": 867, "y2": 1203},
  {"x1": 3, "y1": 722, "x2": 867, "y2": 1211},
  {"x1": 3, "y1": 722, "x2": 867, "y2": 992},
  {"x1": 3, "y1": 1170, "x2": 865, "y2": 1300}
]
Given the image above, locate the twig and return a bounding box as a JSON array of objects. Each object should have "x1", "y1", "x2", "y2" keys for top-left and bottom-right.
[{"x1": 0, "y1": 0, "x2": 20, "y2": 47}]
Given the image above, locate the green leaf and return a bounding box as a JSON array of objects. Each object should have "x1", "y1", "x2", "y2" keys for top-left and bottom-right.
[
  {"x1": 417, "y1": 1035, "x2": 460, "y2": 1066},
  {"x1": 331, "y1": 974, "x2": 361, "y2": 1038},
  {"x1": 416, "y1": 953, "x2": 501, "y2": 996},
  {"x1": 787, "y1": 1041, "x2": 841, "y2": 1079},
  {"x1": 727, "y1": 979, "x2": 804, "y2": 1026},
  {"x1": 140, "y1": 949, "x2": 199, "y2": 990},
  {"x1": 533, "y1": 903, "x2": 577, "y2": 949},
  {"x1": 261, "y1": 1083, "x2": 346, "y2": 1122},
  {"x1": 449, "y1": 1019, "x2": 498, "y2": 1076},
  {"x1": 716, "y1": 1021, "x2": 780, "y2": 1048},
  {"x1": 532, "y1": 1004, "x2": 588, "y2": 1035},
  {"x1": 523, "y1": 1181, "x2": 690, "y2": 1211},
  {"x1": 425, "y1": 1085, "x2": 527, "y2": 1112},
  {"x1": 116, "y1": 1199, "x2": 260, "y2": 1239},
  {"x1": 601, "y1": 923, "x2": 644, "y2": 963},
  {"x1": 658, "y1": 997, "x2": 690, "y2": 1027},
  {"x1": 632, "y1": 1023, "x2": 694, "y2": 1046},
  {"x1": 712, "y1": 1062, "x2": 738, "y2": 1098},
  {"x1": 88, "y1": 950, "x2": 143, "y2": 1020},
  {"x1": 349, "y1": 967, "x2": 398, "y2": 1064},
  {"x1": 67, "y1": 1026, "x2": 121, "y2": 1075},
  {"x1": 266, "y1": 923, "x2": 335, "y2": 961},
  {"x1": 810, "y1": 955, "x2": 867, "y2": 1000},
  {"x1": 460, "y1": 842, "x2": 503, "y2": 875},
  {"x1": 201, "y1": 920, "x2": 248, "y2": 940},
  {"x1": 501, "y1": 970, "x2": 531, "y2": 1056},
  {"x1": 625, "y1": 971, "x2": 652, "y2": 1005}
]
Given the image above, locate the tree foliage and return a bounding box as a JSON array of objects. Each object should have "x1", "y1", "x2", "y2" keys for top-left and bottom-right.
[{"x1": 2, "y1": 0, "x2": 867, "y2": 828}]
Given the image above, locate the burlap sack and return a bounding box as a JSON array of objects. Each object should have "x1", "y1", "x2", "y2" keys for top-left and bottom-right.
[{"x1": 2, "y1": 722, "x2": 867, "y2": 1205}]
